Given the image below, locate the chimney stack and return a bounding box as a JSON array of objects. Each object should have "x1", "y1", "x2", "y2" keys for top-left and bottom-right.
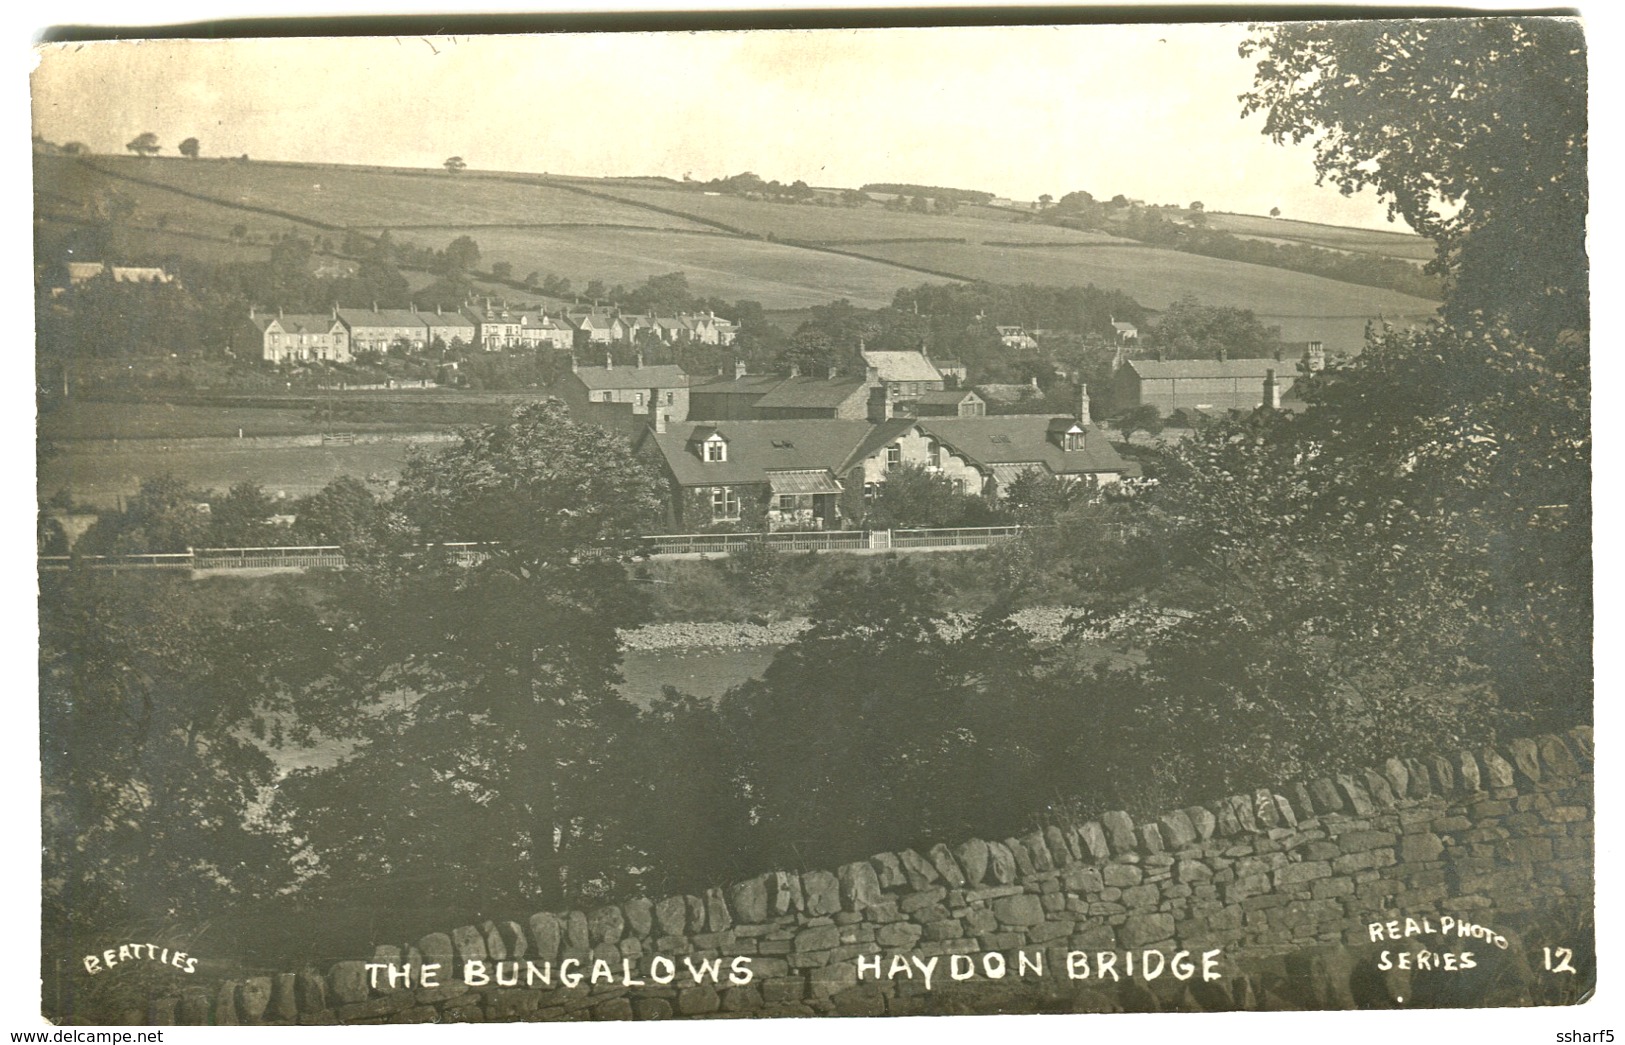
[
  {"x1": 1077, "y1": 381, "x2": 1092, "y2": 424},
  {"x1": 865, "y1": 365, "x2": 879, "y2": 386},
  {"x1": 1263, "y1": 368, "x2": 1281, "y2": 410},
  {"x1": 734, "y1": 359, "x2": 748, "y2": 381},
  {"x1": 654, "y1": 410, "x2": 668, "y2": 434},
  {"x1": 635, "y1": 351, "x2": 644, "y2": 369},
  {"x1": 828, "y1": 365, "x2": 839, "y2": 381},
  {"x1": 250, "y1": 305, "x2": 256, "y2": 319},
  {"x1": 789, "y1": 363, "x2": 800, "y2": 379},
  {"x1": 605, "y1": 353, "x2": 613, "y2": 371},
  {"x1": 1305, "y1": 341, "x2": 1326, "y2": 372},
  {"x1": 568, "y1": 355, "x2": 578, "y2": 372},
  {"x1": 867, "y1": 384, "x2": 892, "y2": 423},
  {"x1": 1217, "y1": 347, "x2": 1228, "y2": 362}
]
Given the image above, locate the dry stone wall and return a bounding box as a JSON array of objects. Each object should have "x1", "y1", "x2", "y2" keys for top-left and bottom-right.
[{"x1": 135, "y1": 729, "x2": 1593, "y2": 1024}]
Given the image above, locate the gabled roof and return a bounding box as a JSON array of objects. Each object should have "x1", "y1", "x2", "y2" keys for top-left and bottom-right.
[
  {"x1": 571, "y1": 364, "x2": 690, "y2": 390},
  {"x1": 754, "y1": 375, "x2": 869, "y2": 409},
  {"x1": 1112, "y1": 321, "x2": 1139, "y2": 333},
  {"x1": 423, "y1": 312, "x2": 475, "y2": 330},
  {"x1": 917, "y1": 416, "x2": 1140, "y2": 478},
  {"x1": 641, "y1": 420, "x2": 876, "y2": 488},
  {"x1": 250, "y1": 313, "x2": 343, "y2": 336},
  {"x1": 690, "y1": 373, "x2": 785, "y2": 396},
  {"x1": 1125, "y1": 357, "x2": 1292, "y2": 380},
  {"x1": 915, "y1": 389, "x2": 983, "y2": 406},
  {"x1": 861, "y1": 350, "x2": 942, "y2": 384},
  {"x1": 336, "y1": 307, "x2": 426, "y2": 329}
]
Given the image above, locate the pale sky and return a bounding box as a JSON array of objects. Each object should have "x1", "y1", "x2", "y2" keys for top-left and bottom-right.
[{"x1": 31, "y1": 24, "x2": 1415, "y2": 231}]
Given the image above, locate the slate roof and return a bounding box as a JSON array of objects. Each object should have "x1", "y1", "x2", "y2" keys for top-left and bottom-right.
[
  {"x1": 861, "y1": 350, "x2": 942, "y2": 384},
  {"x1": 641, "y1": 420, "x2": 875, "y2": 488},
  {"x1": 915, "y1": 389, "x2": 983, "y2": 407},
  {"x1": 754, "y1": 375, "x2": 869, "y2": 409},
  {"x1": 1125, "y1": 358, "x2": 1293, "y2": 381},
  {"x1": 690, "y1": 374, "x2": 785, "y2": 396},
  {"x1": 336, "y1": 307, "x2": 426, "y2": 329},
  {"x1": 250, "y1": 313, "x2": 343, "y2": 335},
  {"x1": 571, "y1": 364, "x2": 690, "y2": 390},
  {"x1": 916, "y1": 416, "x2": 1141, "y2": 478},
  {"x1": 423, "y1": 312, "x2": 475, "y2": 331}
]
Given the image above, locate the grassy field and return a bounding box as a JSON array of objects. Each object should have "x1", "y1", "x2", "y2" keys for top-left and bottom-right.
[
  {"x1": 449, "y1": 225, "x2": 913, "y2": 308},
  {"x1": 592, "y1": 184, "x2": 1134, "y2": 245},
  {"x1": 1204, "y1": 211, "x2": 1437, "y2": 261},
  {"x1": 39, "y1": 439, "x2": 427, "y2": 508},
  {"x1": 845, "y1": 240, "x2": 1438, "y2": 355},
  {"x1": 37, "y1": 152, "x2": 1442, "y2": 345},
  {"x1": 59, "y1": 155, "x2": 713, "y2": 233},
  {"x1": 39, "y1": 399, "x2": 463, "y2": 441}
]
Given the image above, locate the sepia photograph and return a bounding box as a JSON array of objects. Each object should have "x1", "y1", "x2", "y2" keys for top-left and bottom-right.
[{"x1": 27, "y1": 7, "x2": 1596, "y2": 1035}]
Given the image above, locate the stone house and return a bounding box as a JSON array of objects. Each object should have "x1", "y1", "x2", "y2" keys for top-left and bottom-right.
[
  {"x1": 1114, "y1": 343, "x2": 1324, "y2": 415},
  {"x1": 556, "y1": 354, "x2": 690, "y2": 423},
  {"x1": 249, "y1": 307, "x2": 351, "y2": 363},
  {"x1": 336, "y1": 305, "x2": 430, "y2": 355}
]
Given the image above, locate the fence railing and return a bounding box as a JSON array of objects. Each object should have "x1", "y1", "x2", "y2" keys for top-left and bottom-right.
[{"x1": 40, "y1": 526, "x2": 1033, "y2": 573}]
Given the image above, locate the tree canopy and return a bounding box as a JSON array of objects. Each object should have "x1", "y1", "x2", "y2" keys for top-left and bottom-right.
[
  {"x1": 1240, "y1": 17, "x2": 1587, "y2": 337},
  {"x1": 124, "y1": 132, "x2": 160, "y2": 157},
  {"x1": 178, "y1": 137, "x2": 200, "y2": 158}
]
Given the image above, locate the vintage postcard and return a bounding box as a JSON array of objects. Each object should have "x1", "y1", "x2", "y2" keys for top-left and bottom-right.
[{"x1": 29, "y1": 12, "x2": 1595, "y2": 1037}]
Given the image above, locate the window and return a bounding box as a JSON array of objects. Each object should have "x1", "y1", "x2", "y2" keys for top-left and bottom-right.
[
  {"x1": 602, "y1": 392, "x2": 614, "y2": 402},
  {"x1": 1065, "y1": 431, "x2": 1085, "y2": 451},
  {"x1": 777, "y1": 494, "x2": 796, "y2": 511},
  {"x1": 886, "y1": 445, "x2": 901, "y2": 471},
  {"x1": 704, "y1": 437, "x2": 727, "y2": 462},
  {"x1": 666, "y1": 391, "x2": 675, "y2": 405},
  {"x1": 711, "y1": 487, "x2": 741, "y2": 520},
  {"x1": 954, "y1": 478, "x2": 967, "y2": 495},
  {"x1": 928, "y1": 440, "x2": 941, "y2": 469},
  {"x1": 635, "y1": 392, "x2": 645, "y2": 406}
]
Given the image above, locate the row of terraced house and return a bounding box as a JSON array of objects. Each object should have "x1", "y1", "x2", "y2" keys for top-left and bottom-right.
[{"x1": 248, "y1": 301, "x2": 738, "y2": 364}]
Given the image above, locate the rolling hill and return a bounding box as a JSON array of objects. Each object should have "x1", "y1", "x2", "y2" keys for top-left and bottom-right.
[{"x1": 35, "y1": 154, "x2": 1440, "y2": 354}]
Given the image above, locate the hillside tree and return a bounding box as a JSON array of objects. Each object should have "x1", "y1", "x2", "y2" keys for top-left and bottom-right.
[
  {"x1": 178, "y1": 136, "x2": 200, "y2": 158},
  {"x1": 443, "y1": 155, "x2": 466, "y2": 174},
  {"x1": 124, "y1": 132, "x2": 160, "y2": 157}
]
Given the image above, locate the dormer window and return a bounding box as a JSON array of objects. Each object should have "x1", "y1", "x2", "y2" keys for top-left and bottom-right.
[
  {"x1": 703, "y1": 435, "x2": 728, "y2": 462},
  {"x1": 1065, "y1": 430, "x2": 1085, "y2": 451}
]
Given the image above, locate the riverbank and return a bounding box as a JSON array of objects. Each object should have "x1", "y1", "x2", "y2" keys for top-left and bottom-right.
[{"x1": 618, "y1": 605, "x2": 1086, "y2": 651}]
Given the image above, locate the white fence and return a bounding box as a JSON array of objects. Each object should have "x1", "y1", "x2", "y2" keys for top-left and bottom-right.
[{"x1": 39, "y1": 527, "x2": 1033, "y2": 573}]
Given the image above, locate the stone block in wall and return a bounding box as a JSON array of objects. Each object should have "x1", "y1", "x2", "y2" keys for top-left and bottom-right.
[
  {"x1": 771, "y1": 871, "x2": 805, "y2": 915},
  {"x1": 338, "y1": 995, "x2": 417, "y2": 1022},
  {"x1": 1272, "y1": 794, "x2": 1299, "y2": 828},
  {"x1": 800, "y1": 870, "x2": 839, "y2": 916},
  {"x1": 1022, "y1": 830, "x2": 1056, "y2": 871},
  {"x1": 1229, "y1": 794, "x2": 1261, "y2": 833},
  {"x1": 267, "y1": 973, "x2": 299, "y2": 1021},
  {"x1": 213, "y1": 982, "x2": 239, "y2": 1026},
  {"x1": 149, "y1": 997, "x2": 179, "y2": 1026},
  {"x1": 328, "y1": 961, "x2": 369, "y2": 1005},
  {"x1": 1457, "y1": 750, "x2": 1484, "y2": 793},
  {"x1": 704, "y1": 888, "x2": 733, "y2": 932},
  {"x1": 1103, "y1": 863, "x2": 1142, "y2": 888},
  {"x1": 563, "y1": 910, "x2": 592, "y2": 950},
  {"x1": 929, "y1": 843, "x2": 969, "y2": 884},
  {"x1": 1211, "y1": 800, "x2": 1240, "y2": 836},
  {"x1": 1480, "y1": 747, "x2": 1516, "y2": 790},
  {"x1": 1176, "y1": 806, "x2": 1213, "y2": 843},
  {"x1": 1402, "y1": 758, "x2": 1433, "y2": 798},
  {"x1": 981, "y1": 839, "x2": 1015, "y2": 883},
  {"x1": 1539, "y1": 735, "x2": 1581, "y2": 779},
  {"x1": 1380, "y1": 758, "x2": 1409, "y2": 800},
  {"x1": 528, "y1": 913, "x2": 563, "y2": 961},
  {"x1": 1119, "y1": 912, "x2": 1175, "y2": 947},
  {"x1": 1176, "y1": 859, "x2": 1212, "y2": 884},
  {"x1": 897, "y1": 849, "x2": 941, "y2": 890},
  {"x1": 923, "y1": 918, "x2": 963, "y2": 941},
  {"x1": 898, "y1": 887, "x2": 946, "y2": 914},
  {"x1": 1157, "y1": 810, "x2": 1197, "y2": 850},
  {"x1": 1567, "y1": 725, "x2": 1594, "y2": 766},
  {"x1": 1050, "y1": 825, "x2": 1081, "y2": 864},
  {"x1": 1139, "y1": 824, "x2": 1165, "y2": 853},
  {"x1": 1425, "y1": 754, "x2": 1456, "y2": 795},
  {"x1": 1079, "y1": 821, "x2": 1113, "y2": 859},
  {"x1": 992, "y1": 893, "x2": 1045, "y2": 927},
  {"x1": 1120, "y1": 884, "x2": 1159, "y2": 907},
  {"x1": 1274, "y1": 860, "x2": 1332, "y2": 887},
  {"x1": 953, "y1": 838, "x2": 990, "y2": 884},
  {"x1": 867, "y1": 852, "x2": 903, "y2": 890},
  {"x1": 1101, "y1": 811, "x2": 1137, "y2": 853},
  {"x1": 1334, "y1": 775, "x2": 1375, "y2": 815},
  {"x1": 838, "y1": 861, "x2": 884, "y2": 911},
  {"x1": 1361, "y1": 769, "x2": 1398, "y2": 809},
  {"x1": 177, "y1": 986, "x2": 211, "y2": 1025},
  {"x1": 632, "y1": 998, "x2": 673, "y2": 1019},
  {"x1": 295, "y1": 968, "x2": 327, "y2": 1013},
  {"x1": 676, "y1": 985, "x2": 721, "y2": 1015},
  {"x1": 590, "y1": 904, "x2": 627, "y2": 944},
  {"x1": 1287, "y1": 784, "x2": 1316, "y2": 821},
  {"x1": 1505, "y1": 737, "x2": 1543, "y2": 786},
  {"x1": 622, "y1": 897, "x2": 654, "y2": 938},
  {"x1": 1063, "y1": 864, "x2": 1105, "y2": 893},
  {"x1": 495, "y1": 920, "x2": 528, "y2": 959},
  {"x1": 450, "y1": 925, "x2": 487, "y2": 962},
  {"x1": 592, "y1": 997, "x2": 635, "y2": 1021},
  {"x1": 876, "y1": 921, "x2": 924, "y2": 947},
  {"x1": 238, "y1": 977, "x2": 272, "y2": 1024},
  {"x1": 1251, "y1": 790, "x2": 1279, "y2": 829},
  {"x1": 1308, "y1": 778, "x2": 1344, "y2": 814},
  {"x1": 808, "y1": 961, "x2": 860, "y2": 998},
  {"x1": 416, "y1": 932, "x2": 455, "y2": 968},
  {"x1": 727, "y1": 875, "x2": 769, "y2": 923},
  {"x1": 1000, "y1": 838, "x2": 1035, "y2": 877},
  {"x1": 794, "y1": 924, "x2": 841, "y2": 953}
]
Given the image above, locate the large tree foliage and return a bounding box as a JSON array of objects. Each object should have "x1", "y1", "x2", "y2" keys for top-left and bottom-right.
[
  {"x1": 1240, "y1": 18, "x2": 1587, "y2": 337},
  {"x1": 273, "y1": 402, "x2": 669, "y2": 920}
]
